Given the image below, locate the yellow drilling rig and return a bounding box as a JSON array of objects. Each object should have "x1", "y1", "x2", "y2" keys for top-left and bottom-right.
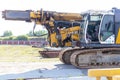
[
  {"x1": 2, "y1": 8, "x2": 120, "y2": 68},
  {"x1": 2, "y1": 9, "x2": 82, "y2": 58}
]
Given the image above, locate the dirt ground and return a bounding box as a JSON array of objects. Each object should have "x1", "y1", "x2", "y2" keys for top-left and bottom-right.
[
  {"x1": 0, "y1": 46, "x2": 107, "y2": 80},
  {"x1": 0, "y1": 60, "x2": 108, "y2": 80}
]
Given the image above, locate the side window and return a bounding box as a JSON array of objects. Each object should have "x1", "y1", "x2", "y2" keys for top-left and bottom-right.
[
  {"x1": 100, "y1": 15, "x2": 114, "y2": 41},
  {"x1": 105, "y1": 21, "x2": 113, "y2": 32}
]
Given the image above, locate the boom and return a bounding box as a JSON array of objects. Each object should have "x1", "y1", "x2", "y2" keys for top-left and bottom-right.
[{"x1": 2, "y1": 9, "x2": 82, "y2": 25}]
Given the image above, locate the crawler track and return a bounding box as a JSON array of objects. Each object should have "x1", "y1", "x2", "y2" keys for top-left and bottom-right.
[
  {"x1": 70, "y1": 48, "x2": 120, "y2": 68},
  {"x1": 59, "y1": 47, "x2": 81, "y2": 64}
]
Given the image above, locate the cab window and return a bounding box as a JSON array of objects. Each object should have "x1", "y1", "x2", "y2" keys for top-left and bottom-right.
[{"x1": 100, "y1": 15, "x2": 114, "y2": 41}]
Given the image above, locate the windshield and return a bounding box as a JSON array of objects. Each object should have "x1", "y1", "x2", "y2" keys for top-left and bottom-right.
[{"x1": 90, "y1": 15, "x2": 103, "y2": 21}]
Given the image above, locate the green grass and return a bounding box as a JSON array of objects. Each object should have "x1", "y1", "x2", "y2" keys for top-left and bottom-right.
[{"x1": 0, "y1": 45, "x2": 59, "y2": 62}]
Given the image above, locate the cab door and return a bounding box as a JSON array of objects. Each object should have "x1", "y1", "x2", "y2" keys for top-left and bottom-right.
[{"x1": 99, "y1": 15, "x2": 115, "y2": 44}]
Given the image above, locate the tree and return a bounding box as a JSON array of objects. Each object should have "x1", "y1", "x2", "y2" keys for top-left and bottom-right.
[
  {"x1": 27, "y1": 31, "x2": 34, "y2": 36},
  {"x1": 14, "y1": 35, "x2": 28, "y2": 40},
  {"x1": 27, "y1": 30, "x2": 48, "y2": 37},
  {"x1": 3, "y1": 36, "x2": 14, "y2": 40},
  {"x1": 3, "y1": 30, "x2": 13, "y2": 37}
]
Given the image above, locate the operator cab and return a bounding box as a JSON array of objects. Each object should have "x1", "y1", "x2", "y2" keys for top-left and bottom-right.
[
  {"x1": 83, "y1": 11, "x2": 115, "y2": 44},
  {"x1": 86, "y1": 15, "x2": 102, "y2": 43}
]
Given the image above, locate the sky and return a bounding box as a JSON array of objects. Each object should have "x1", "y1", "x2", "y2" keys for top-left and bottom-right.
[{"x1": 0, "y1": 0, "x2": 120, "y2": 36}]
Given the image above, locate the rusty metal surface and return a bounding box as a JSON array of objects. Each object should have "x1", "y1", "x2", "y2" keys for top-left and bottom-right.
[{"x1": 39, "y1": 50, "x2": 60, "y2": 58}]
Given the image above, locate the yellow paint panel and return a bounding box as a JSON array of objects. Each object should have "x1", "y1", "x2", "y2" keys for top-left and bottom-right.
[
  {"x1": 88, "y1": 68, "x2": 120, "y2": 77},
  {"x1": 49, "y1": 26, "x2": 80, "y2": 47},
  {"x1": 50, "y1": 33, "x2": 58, "y2": 46},
  {"x1": 113, "y1": 75, "x2": 120, "y2": 80},
  {"x1": 88, "y1": 69, "x2": 120, "y2": 80},
  {"x1": 116, "y1": 28, "x2": 120, "y2": 44}
]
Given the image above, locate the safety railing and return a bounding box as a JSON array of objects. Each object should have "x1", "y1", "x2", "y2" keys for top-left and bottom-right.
[{"x1": 88, "y1": 68, "x2": 120, "y2": 80}]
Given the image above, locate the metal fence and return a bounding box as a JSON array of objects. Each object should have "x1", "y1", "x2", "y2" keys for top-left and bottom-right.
[{"x1": 0, "y1": 40, "x2": 48, "y2": 46}]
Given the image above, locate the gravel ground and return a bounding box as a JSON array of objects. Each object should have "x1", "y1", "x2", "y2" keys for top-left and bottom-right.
[{"x1": 0, "y1": 61, "x2": 107, "y2": 80}]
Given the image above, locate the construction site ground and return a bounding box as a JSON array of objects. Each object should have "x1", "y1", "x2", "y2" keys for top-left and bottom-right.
[
  {"x1": 0, "y1": 60, "x2": 107, "y2": 80},
  {"x1": 0, "y1": 45, "x2": 107, "y2": 80}
]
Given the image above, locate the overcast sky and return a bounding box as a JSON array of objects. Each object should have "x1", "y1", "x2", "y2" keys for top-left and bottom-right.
[{"x1": 0, "y1": 0, "x2": 120, "y2": 36}]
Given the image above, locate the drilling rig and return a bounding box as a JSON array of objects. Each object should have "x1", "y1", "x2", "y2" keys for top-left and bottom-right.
[
  {"x1": 2, "y1": 9, "x2": 82, "y2": 58},
  {"x1": 3, "y1": 8, "x2": 120, "y2": 68}
]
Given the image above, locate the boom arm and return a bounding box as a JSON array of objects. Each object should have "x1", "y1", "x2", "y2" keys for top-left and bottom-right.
[{"x1": 2, "y1": 9, "x2": 82, "y2": 25}]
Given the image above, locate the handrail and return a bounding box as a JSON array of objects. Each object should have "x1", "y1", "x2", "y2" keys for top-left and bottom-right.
[{"x1": 88, "y1": 68, "x2": 120, "y2": 80}]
